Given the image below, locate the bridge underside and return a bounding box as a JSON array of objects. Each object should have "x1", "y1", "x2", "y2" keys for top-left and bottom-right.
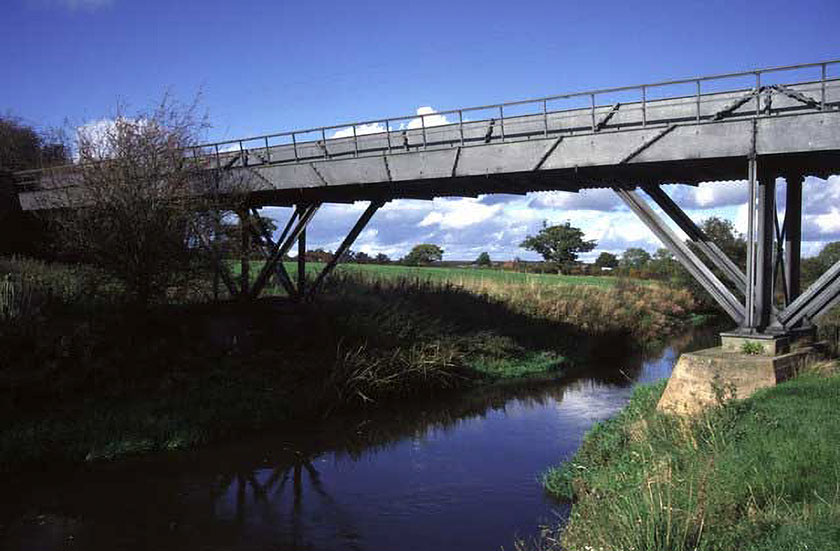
[{"x1": 11, "y1": 70, "x2": 840, "y2": 339}]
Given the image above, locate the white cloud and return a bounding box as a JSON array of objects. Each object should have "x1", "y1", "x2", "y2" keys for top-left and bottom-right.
[
  {"x1": 404, "y1": 106, "x2": 451, "y2": 130},
  {"x1": 254, "y1": 176, "x2": 840, "y2": 262},
  {"x1": 38, "y1": 0, "x2": 112, "y2": 10},
  {"x1": 330, "y1": 122, "x2": 388, "y2": 139},
  {"x1": 418, "y1": 198, "x2": 502, "y2": 230},
  {"x1": 529, "y1": 189, "x2": 623, "y2": 212}
]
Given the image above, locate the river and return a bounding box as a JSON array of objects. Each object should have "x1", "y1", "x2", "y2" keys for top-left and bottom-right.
[{"x1": 0, "y1": 328, "x2": 719, "y2": 551}]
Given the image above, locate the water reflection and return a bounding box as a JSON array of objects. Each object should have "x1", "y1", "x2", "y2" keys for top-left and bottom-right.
[{"x1": 1, "y1": 328, "x2": 719, "y2": 551}]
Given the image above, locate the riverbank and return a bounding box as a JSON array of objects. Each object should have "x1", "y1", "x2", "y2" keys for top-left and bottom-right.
[
  {"x1": 541, "y1": 359, "x2": 840, "y2": 551},
  {"x1": 1, "y1": 257, "x2": 700, "y2": 468}
]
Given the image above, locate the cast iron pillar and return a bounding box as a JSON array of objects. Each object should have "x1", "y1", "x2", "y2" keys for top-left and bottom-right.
[
  {"x1": 753, "y1": 170, "x2": 775, "y2": 331},
  {"x1": 784, "y1": 173, "x2": 803, "y2": 302},
  {"x1": 239, "y1": 209, "x2": 251, "y2": 296},
  {"x1": 297, "y1": 224, "x2": 306, "y2": 297}
]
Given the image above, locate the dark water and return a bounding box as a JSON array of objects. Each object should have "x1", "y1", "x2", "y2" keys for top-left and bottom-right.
[{"x1": 0, "y1": 329, "x2": 719, "y2": 551}]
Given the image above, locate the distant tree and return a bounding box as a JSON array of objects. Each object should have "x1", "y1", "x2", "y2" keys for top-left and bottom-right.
[
  {"x1": 620, "y1": 248, "x2": 652, "y2": 270},
  {"x1": 374, "y1": 253, "x2": 391, "y2": 264},
  {"x1": 674, "y1": 216, "x2": 748, "y2": 311},
  {"x1": 1, "y1": 116, "x2": 69, "y2": 255},
  {"x1": 305, "y1": 248, "x2": 334, "y2": 263},
  {"x1": 475, "y1": 251, "x2": 491, "y2": 267},
  {"x1": 649, "y1": 247, "x2": 679, "y2": 279},
  {"x1": 802, "y1": 241, "x2": 840, "y2": 286},
  {"x1": 354, "y1": 251, "x2": 373, "y2": 264},
  {"x1": 0, "y1": 115, "x2": 67, "y2": 172},
  {"x1": 594, "y1": 252, "x2": 619, "y2": 269},
  {"x1": 403, "y1": 244, "x2": 444, "y2": 266},
  {"x1": 699, "y1": 217, "x2": 747, "y2": 268},
  {"x1": 520, "y1": 221, "x2": 596, "y2": 274}
]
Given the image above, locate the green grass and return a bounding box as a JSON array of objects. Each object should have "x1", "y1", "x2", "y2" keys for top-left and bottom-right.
[
  {"x1": 232, "y1": 260, "x2": 625, "y2": 291},
  {"x1": 540, "y1": 362, "x2": 840, "y2": 551},
  {"x1": 0, "y1": 257, "x2": 698, "y2": 467}
]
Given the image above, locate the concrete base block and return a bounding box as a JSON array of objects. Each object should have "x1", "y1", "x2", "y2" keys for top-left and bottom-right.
[{"x1": 657, "y1": 346, "x2": 816, "y2": 416}]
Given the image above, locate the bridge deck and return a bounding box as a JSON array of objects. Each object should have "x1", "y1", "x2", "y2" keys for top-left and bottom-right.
[{"x1": 15, "y1": 61, "x2": 840, "y2": 209}]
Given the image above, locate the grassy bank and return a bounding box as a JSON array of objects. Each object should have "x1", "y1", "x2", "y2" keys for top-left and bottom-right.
[
  {"x1": 1, "y1": 257, "x2": 698, "y2": 467},
  {"x1": 539, "y1": 361, "x2": 840, "y2": 551}
]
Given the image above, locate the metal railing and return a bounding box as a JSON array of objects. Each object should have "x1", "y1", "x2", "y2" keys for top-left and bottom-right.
[{"x1": 15, "y1": 59, "x2": 840, "y2": 184}]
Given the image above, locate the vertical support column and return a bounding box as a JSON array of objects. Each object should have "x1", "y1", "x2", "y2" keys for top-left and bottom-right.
[
  {"x1": 754, "y1": 170, "x2": 775, "y2": 330},
  {"x1": 297, "y1": 224, "x2": 306, "y2": 298},
  {"x1": 784, "y1": 173, "x2": 802, "y2": 302},
  {"x1": 239, "y1": 209, "x2": 250, "y2": 297},
  {"x1": 745, "y1": 157, "x2": 757, "y2": 329}
]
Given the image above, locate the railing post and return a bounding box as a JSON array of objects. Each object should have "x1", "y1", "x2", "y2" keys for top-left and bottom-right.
[
  {"x1": 321, "y1": 128, "x2": 328, "y2": 159},
  {"x1": 542, "y1": 100, "x2": 548, "y2": 137},
  {"x1": 499, "y1": 105, "x2": 505, "y2": 141},
  {"x1": 696, "y1": 80, "x2": 701, "y2": 121},
  {"x1": 292, "y1": 133, "x2": 298, "y2": 162},
  {"x1": 459, "y1": 110, "x2": 464, "y2": 146},
  {"x1": 590, "y1": 93, "x2": 596, "y2": 131},
  {"x1": 385, "y1": 120, "x2": 392, "y2": 152},
  {"x1": 353, "y1": 125, "x2": 359, "y2": 157},
  {"x1": 821, "y1": 63, "x2": 827, "y2": 110},
  {"x1": 264, "y1": 136, "x2": 271, "y2": 163},
  {"x1": 239, "y1": 141, "x2": 246, "y2": 166},
  {"x1": 642, "y1": 85, "x2": 647, "y2": 127},
  {"x1": 755, "y1": 72, "x2": 761, "y2": 116},
  {"x1": 421, "y1": 115, "x2": 427, "y2": 149},
  {"x1": 215, "y1": 144, "x2": 220, "y2": 169}
]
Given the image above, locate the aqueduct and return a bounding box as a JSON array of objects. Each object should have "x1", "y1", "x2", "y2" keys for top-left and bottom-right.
[{"x1": 11, "y1": 60, "x2": 840, "y2": 345}]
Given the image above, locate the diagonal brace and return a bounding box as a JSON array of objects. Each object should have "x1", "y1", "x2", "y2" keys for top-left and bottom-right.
[
  {"x1": 250, "y1": 204, "x2": 320, "y2": 299},
  {"x1": 642, "y1": 185, "x2": 747, "y2": 294},
  {"x1": 306, "y1": 200, "x2": 385, "y2": 298},
  {"x1": 250, "y1": 208, "x2": 298, "y2": 297},
  {"x1": 777, "y1": 259, "x2": 840, "y2": 328},
  {"x1": 615, "y1": 187, "x2": 745, "y2": 324},
  {"x1": 594, "y1": 103, "x2": 621, "y2": 132},
  {"x1": 191, "y1": 218, "x2": 240, "y2": 298}
]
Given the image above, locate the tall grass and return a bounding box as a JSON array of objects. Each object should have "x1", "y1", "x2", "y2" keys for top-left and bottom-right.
[
  {"x1": 322, "y1": 270, "x2": 696, "y2": 342},
  {"x1": 538, "y1": 362, "x2": 840, "y2": 551}
]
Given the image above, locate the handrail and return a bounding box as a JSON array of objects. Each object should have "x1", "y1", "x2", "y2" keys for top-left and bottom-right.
[{"x1": 14, "y1": 59, "x2": 840, "y2": 180}]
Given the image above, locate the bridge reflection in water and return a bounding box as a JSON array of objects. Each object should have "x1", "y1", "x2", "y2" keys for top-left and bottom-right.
[{"x1": 0, "y1": 329, "x2": 719, "y2": 551}]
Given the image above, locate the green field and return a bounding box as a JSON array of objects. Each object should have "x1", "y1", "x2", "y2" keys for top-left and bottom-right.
[{"x1": 232, "y1": 261, "x2": 622, "y2": 291}]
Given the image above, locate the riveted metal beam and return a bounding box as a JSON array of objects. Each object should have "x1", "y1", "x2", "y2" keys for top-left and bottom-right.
[
  {"x1": 778, "y1": 259, "x2": 840, "y2": 328},
  {"x1": 614, "y1": 187, "x2": 745, "y2": 324},
  {"x1": 642, "y1": 184, "x2": 746, "y2": 293},
  {"x1": 250, "y1": 203, "x2": 320, "y2": 299},
  {"x1": 306, "y1": 199, "x2": 385, "y2": 298}
]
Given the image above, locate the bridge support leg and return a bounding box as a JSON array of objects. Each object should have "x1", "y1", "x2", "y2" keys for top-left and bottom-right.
[
  {"x1": 298, "y1": 226, "x2": 306, "y2": 298},
  {"x1": 614, "y1": 186, "x2": 744, "y2": 324},
  {"x1": 250, "y1": 204, "x2": 320, "y2": 299},
  {"x1": 753, "y1": 170, "x2": 775, "y2": 331},
  {"x1": 642, "y1": 184, "x2": 746, "y2": 293},
  {"x1": 307, "y1": 200, "x2": 385, "y2": 298},
  {"x1": 784, "y1": 173, "x2": 802, "y2": 302},
  {"x1": 239, "y1": 209, "x2": 251, "y2": 297},
  {"x1": 250, "y1": 207, "x2": 298, "y2": 298}
]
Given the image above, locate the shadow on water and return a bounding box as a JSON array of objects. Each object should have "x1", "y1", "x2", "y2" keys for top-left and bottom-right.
[{"x1": 0, "y1": 326, "x2": 722, "y2": 551}]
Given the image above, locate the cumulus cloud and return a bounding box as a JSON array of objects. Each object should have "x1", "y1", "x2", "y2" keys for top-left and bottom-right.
[
  {"x1": 529, "y1": 189, "x2": 623, "y2": 212},
  {"x1": 37, "y1": 0, "x2": 112, "y2": 10},
  {"x1": 664, "y1": 181, "x2": 746, "y2": 209},
  {"x1": 330, "y1": 122, "x2": 387, "y2": 139},
  {"x1": 255, "y1": 175, "x2": 840, "y2": 262},
  {"x1": 404, "y1": 106, "x2": 450, "y2": 129},
  {"x1": 417, "y1": 198, "x2": 502, "y2": 230}
]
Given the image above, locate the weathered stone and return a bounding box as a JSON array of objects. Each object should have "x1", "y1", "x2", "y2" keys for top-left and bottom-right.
[{"x1": 657, "y1": 346, "x2": 817, "y2": 416}]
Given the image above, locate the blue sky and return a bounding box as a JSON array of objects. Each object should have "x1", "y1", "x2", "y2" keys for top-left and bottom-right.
[{"x1": 3, "y1": 0, "x2": 839, "y2": 260}]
